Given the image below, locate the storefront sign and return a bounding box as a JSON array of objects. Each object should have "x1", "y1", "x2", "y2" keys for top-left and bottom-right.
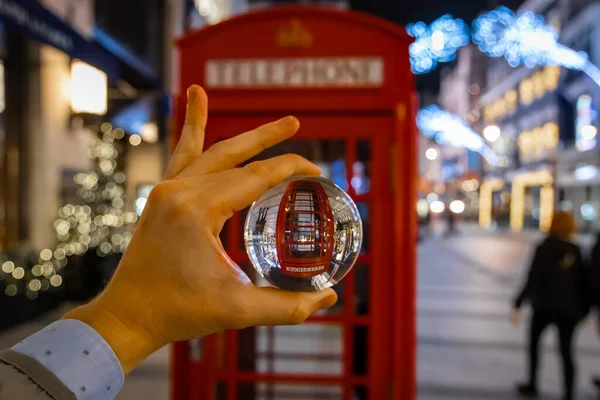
[
  {"x1": 0, "y1": 0, "x2": 118, "y2": 82},
  {"x1": 205, "y1": 58, "x2": 384, "y2": 89},
  {"x1": 575, "y1": 94, "x2": 598, "y2": 152},
  {"x1": 0, "y1": 0, "x2": 74, "y2": 51},
  {"x1": 41, "y1": 0, "x2": 94, "y2": 39}
]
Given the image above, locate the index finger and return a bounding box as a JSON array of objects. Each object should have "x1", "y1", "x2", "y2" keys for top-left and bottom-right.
[
  {"x1": 178, "y1": 116, "x2": 300, "y2": 178},
  {"x1": 209, "y1": 154, "x2": 321, "y2": 217}
]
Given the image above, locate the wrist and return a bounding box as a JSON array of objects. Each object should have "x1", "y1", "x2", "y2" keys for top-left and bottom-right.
[{"x1": 63, "y1": 283, "x2": 166, "y2": 374}]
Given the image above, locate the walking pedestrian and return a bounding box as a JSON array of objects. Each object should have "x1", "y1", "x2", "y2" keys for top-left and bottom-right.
[
  {"x1": 591, "y1": 233, "x2": 600, "y2": 391},
  {"x1": 511, "y1": 211, "x2": 590, "y2": 400},
  {"x1": 445, "y1": 208, "x2": 457, "y2": 236}
]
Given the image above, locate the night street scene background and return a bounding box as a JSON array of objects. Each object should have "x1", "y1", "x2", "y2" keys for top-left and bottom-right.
[{"x1": 0, "y1": 0, "x2": 599, "y2": 399}]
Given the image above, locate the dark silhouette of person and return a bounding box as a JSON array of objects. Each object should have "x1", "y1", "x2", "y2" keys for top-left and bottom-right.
[
  {"x1": 591, "y1": 233, "x2": 600, "y2": 391},
  {"x1": 445, "y1": 208, "x2": 457, "y2": 236},
  {"x1": 512, "y1": 211, "x2": 590, "y2": 400}
]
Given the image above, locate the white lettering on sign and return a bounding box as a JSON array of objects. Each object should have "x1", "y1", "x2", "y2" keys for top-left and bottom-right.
[
  {"x1": 205, "y1": 58, "x2": 384, "y2": 89},
  {"x1": 41, "y1": 0, "x2": 95, "y2": 39},
  {"x1": 0, "y1": 0, "x2": 74, "y2": 51},
  {"x1": 286, "y1": 266, "x2": 325, "y2": 273}
]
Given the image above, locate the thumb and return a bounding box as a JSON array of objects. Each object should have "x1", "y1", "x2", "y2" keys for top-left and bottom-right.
[{"x1": 246, "y1": 287, "x2": 338, "y2": 326}]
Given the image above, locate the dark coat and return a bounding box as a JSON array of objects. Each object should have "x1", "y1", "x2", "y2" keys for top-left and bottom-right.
[
  {"x1": 514, "y1": 236, "x2": 590, "y2": 318},
  {"x1": 591, "y1": 234, "x2": 600, "y2": 309}
]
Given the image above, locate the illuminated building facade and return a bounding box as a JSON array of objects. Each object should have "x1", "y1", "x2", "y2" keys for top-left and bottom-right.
[
  {"x1": 478, "y1": 0, "x2": 600, "y2": 232},
  {"x1": 554, "y1": 1, "x2": 600, "y2": 232},
  {"x1": 477, "y1": 0, "x2": 566, "y2": 231}
]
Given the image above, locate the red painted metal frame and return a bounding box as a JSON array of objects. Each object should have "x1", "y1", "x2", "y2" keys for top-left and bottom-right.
[{"x1": 172, "y1": 6, "x2": 416, "y2": 400}]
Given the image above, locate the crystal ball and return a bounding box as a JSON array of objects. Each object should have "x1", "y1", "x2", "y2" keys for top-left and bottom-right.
[{"x1": 244, "y1": 176, "x2": 362, "y2": 292}]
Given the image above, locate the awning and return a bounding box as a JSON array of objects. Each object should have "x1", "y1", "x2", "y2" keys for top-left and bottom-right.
[
  {"x1": 111, "y1": 96, "x2": 155, "y2": 135},
  {"x1": 0, "y1": 0, "x2": 119, "y2": 83}
]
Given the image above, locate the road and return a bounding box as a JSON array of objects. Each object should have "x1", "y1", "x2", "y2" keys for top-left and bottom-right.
[{"x1": 0, "y1": 227, "x2": 598, "y2": 399}]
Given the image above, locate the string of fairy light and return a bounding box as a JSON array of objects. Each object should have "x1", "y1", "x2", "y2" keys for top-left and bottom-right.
[
  {"x1": 0, "y1": 123, "x2": 138, "y2": 300},
  {"x1": 412, "y1": 7, "x2": 600, "y2": 173}
]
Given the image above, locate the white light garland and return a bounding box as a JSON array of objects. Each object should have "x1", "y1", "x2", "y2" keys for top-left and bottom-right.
[{"x1": 1, "y1": 124, "x2": 138, "y2": 298}]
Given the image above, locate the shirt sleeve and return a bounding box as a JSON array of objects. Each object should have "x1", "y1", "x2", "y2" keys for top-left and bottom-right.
[{"x1": 9, "y1": 319, "x2": 124, "y2": 400}]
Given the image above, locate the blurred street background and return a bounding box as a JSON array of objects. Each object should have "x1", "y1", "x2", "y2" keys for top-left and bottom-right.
[
  {"x1": 0, "y1": 0, "x2": 600, "y2": 399},
  {"x1": 1, "y1": 224, "x2": 598, "y2": 399}
]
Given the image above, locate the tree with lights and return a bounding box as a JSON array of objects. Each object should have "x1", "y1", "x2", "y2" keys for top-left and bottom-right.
[{"x1": 0, "y1": 123, "x2": 138, "y2": 300}]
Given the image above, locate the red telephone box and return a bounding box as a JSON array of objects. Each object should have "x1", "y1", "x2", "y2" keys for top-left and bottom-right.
[{"x1": 172, "y1": 6, "x2": 418, "y2": 400}]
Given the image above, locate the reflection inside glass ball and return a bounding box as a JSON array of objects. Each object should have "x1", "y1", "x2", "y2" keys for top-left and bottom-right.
[{"x1": 244, "y1": 176, "x2": 362, "y2": 292}]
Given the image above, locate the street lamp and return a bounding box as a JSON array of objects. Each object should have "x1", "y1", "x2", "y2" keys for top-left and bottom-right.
[
  {"x1": 194, "y1": 0, "x2": 222, "y2": 24},
  {"x1": 449, "y1": 200, "x2": 466, "y2": 214},
  {"x1": 483, "y1": 125, "x2": 501, "y2": 142},
  {"x1": 70, "y1": 60, "x2": 107, "y2": 115},
  {"x1": 425, "y1": 147, "x2": 439, "y2": 160},
  {"x1": 430, "y1": 200, "x2": 446, "y2": 214}
]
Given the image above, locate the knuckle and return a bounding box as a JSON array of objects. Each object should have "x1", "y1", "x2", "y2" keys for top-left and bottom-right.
[
  {"x1": 150, "y1": 183, "x2": 195, "y2": 219},
  {"x1": 207, "y1": 140, "x2": 231, "y2": 157},
  {"x1": 203, "y1": 196, "x2": 229, "y2": 218},
  {"x1": 289, "y1": 300, "x2": 311, "y2": 325},
  {"x1": 148, "y1": 182, "x2": 172, "y2": 203},
  {"x1": 278, "y1": 154, "x2": 305, "y2": 175},
  {"x1": 283, "y1": 153, "x2": 304, "y2": 167},
  {"x1": 285, "y1": 153, "x2": 304, "y2": 163},
  {"x1": 245, "y1": 161, "x2": 271, "y2": 177},
  {"x1": 223, "y1": 293, "x2": 252, "y2": 329},
  {"x1": 174, "y1": 198, "x2": 197, "y2": 218}
]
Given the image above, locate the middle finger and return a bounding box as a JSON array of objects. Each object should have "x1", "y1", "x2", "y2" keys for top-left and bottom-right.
[{"x1": 177, "y1": 116, "x2": 300, "y2": 178}]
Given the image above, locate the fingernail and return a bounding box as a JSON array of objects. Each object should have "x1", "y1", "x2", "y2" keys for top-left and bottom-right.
[
  {"x1": 187, "y1": 86, "x2": 198, "y2": 102},
  {"x1": 276, "y1": 116, "x2": 296, "y2": 126}
]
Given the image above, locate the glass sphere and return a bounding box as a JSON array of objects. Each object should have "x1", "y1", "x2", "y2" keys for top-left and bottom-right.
[{"x1": 244, "y1": 176, "x2": 362, "y2": 292}]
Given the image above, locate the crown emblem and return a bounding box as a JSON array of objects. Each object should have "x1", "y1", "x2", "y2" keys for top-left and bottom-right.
[{"x1": 276, "y1": 19, "x2": 313, "y2": 48}]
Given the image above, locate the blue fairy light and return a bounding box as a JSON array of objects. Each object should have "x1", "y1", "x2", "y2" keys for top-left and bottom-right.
[
  {"x1": 417, "y1": 105, "x2": 500, "y2": 166},
  {"x1": 407, "y1": 15, "x2": 470, "y2": 74},
  {"x1": 472, "y1": 6, "x2": 600, "y2": 86}
]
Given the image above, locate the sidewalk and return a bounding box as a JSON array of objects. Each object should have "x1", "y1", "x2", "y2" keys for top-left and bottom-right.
[
  {"x1": 445, "y1": 223, "x2": 596, "y2": 249},
  {"x1": 0, "y1": 225, "x2": 598, "y2": 399}
]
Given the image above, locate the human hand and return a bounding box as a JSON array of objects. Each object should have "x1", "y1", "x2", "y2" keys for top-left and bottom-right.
[
  {"x1": 510, "y1": 308, "x2": 523, "y2": 327},
  {"x1": 64, "y1": 85, "x2": 338, "y2": 373}
]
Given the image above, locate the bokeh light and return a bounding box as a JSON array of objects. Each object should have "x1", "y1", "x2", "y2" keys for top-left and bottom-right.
[
  {"x1": 425, "y1": 148, "x2": 439, "y2": 160},
  {"x1": 407, "y1": 15, "x2": 470, "y2": 74},
  {"x1": 449, "y1": 200, "x2": 466, "y2": 214},
  {"x1": 417, "y1": 105, "x2": 500, "y2": 166},
  {"x1": 430, "y1": 200, "x2": 446, "y2": 214},
  {"x1": 483, "y1": 125, "x2": 501, "y2": 142}
]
